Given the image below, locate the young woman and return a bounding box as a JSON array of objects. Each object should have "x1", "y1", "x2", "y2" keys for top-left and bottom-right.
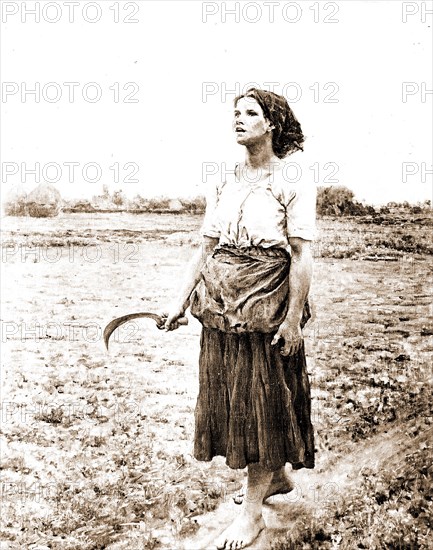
[{"x1": 164, "y1": 88, "x2": 316, "y2": 549}]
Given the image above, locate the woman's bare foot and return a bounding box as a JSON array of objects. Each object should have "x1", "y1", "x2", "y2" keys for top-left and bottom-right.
[
  {"x1": 233, "y1": 471, "x2": 294, "y2": 504},
  {"x1": 214, "y1": 510, "x2": 265, "y2": 549}
]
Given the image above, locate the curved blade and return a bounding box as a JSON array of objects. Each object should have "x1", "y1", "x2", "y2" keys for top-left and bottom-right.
[{"x1": 103, "y1": 312, "x2": 187, "y2": 350}]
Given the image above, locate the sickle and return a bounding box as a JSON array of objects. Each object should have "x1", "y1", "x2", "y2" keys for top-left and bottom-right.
[{"x1": 103, "y1": 312, "x2": 188, "y2": 350}]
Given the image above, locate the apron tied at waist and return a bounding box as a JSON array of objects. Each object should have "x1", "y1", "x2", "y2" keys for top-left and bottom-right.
[{"x1": 190, "y1": 245, "x2": 311, "y2": 334}]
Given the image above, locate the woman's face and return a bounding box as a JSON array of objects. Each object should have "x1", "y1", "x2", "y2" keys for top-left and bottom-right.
[{"x1": 233, "y1": 96, "x2": 273, "y2": 146}]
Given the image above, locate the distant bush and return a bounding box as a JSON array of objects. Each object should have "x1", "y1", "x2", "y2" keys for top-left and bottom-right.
[
  {"x1": 317, "y1": 186, "x2": 376, "y2": 217},
  {"x1": 63, "y1": 199, "x2": 96, "y2": 213},
  {"x1": 179, "y1": 196, "x2": 206, "y2": 214},
  {"x1": 146, "y1": 197, "x2": 171, "y2": 211},
  {"x1": 90, "y1": 188, "x2": 130, "y2": 211},
  {"x1": 127, "y1": 195, "x2": 206, "y2": 213},
  {"x1": 112, "y1": 190, "x2": 126, "y2": 207},
  {"x1": 387, "y1": 200, "x2": 431, "y2": 212},
  {"x1": 26, "y1": 204, "x2": 61, "y2": 218},
  {"x1": 4, "y1": 196, "x2": 27, "y2": 216},
  {"x1": 409, "y1": 201, "x2": 431, "y2": 215},
  {"x1": 130, "y1": 194, "x2": 149, "y2": 210}
]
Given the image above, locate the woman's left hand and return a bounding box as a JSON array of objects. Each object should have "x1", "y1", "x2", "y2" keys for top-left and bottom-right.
[{"x1": 271, "y1": 321, "x2": 303, "y2": 356}]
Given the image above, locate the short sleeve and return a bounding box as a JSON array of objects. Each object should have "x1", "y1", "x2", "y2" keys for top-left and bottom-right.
[
  {"x1": 284, "y1": 182, "x2": 317, "y2": 241},
  {"x1": 200, "y1": 182, "x2": 221, "y2": 238}
]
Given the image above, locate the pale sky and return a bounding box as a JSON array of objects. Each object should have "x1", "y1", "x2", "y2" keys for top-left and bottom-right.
[{"x1": 1, "y1": 0, "x2": 432, "y2": 205}]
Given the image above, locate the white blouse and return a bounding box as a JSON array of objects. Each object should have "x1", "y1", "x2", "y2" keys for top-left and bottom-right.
[{"x1": 200, "y1": 164, "x2": 317, "y2": 248}]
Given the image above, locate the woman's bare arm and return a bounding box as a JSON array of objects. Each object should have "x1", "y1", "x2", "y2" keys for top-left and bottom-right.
[
  {"x1": 285, "y1": 237, "x2": 313, "y2": 325},
  {"x1": 271, "y1": 237, "x2": 313, "y2": 355},
  {"x1": 164, "y1": 236, "x2": 219, "y2": 330}
]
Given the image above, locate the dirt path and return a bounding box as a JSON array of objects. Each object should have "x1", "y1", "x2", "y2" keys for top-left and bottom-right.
[{"x1": 182, "y1": 420, "x2": 428, "y2": 550}]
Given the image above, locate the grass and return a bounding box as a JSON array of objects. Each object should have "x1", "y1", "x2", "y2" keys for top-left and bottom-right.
[
  {"x1": 1, "y1": 211, "x2": 432, "y2": 549},
  {"x1": 269, "y1": 432, "x2": 432, "y2": 550}
]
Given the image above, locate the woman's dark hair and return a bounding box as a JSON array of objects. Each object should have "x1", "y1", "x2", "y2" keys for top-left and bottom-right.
[{"x1": 234, "y1": 88, "x2": 304, "y2": 158}]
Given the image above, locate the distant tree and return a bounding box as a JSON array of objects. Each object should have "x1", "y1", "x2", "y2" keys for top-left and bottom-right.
[
  {"x1": 3, "y1": 187, "x2": 28, "y2": 216},
  {"x1": 317, "y1": 186, "x2": 355, "y2": 216},
  {"x1": 129, "y1": 194, "x2": 149, "y2": 210},
  {"x1": 112, "y1": 190, "x2": 125, "y2": 207},
  {"x1": 146, "y1": 197, "x2": 170, "y2": 211},
  {"x1": 316, "y1": 186, "x2": 378, "y2": 217},
  {"x1": 179, "y1": 196, "x2": 206, "y2": 213}
]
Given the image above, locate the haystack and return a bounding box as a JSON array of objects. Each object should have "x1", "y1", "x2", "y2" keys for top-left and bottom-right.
[
  {"x1": 3, "y1": 186, "x2": 28, "y2": 216},
  {"x1": 168, "y1": 198, "x2": 183, "y2": 212},
  {"x1": 26, "y1": 183, "x2": 62, "y2": 218}
]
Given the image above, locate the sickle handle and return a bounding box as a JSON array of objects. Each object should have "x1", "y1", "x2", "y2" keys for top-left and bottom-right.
[{"x1": 104, "y1": 312, "x2": 188, "y2": 350}]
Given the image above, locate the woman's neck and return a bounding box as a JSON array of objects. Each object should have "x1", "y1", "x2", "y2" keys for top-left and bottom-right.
[
  {"x1": 243, "y1": 140, "x2": 277, "y2": 170},
  {"x1": 237, "y1": 145, "x2": 283, "y2": 182}
]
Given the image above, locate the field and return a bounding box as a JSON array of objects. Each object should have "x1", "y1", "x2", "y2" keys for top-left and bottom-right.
[{"x1": 1, "y1": 212, "x2": 432, "y2": 550}]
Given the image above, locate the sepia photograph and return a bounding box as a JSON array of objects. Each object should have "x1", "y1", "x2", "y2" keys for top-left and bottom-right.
[{"x1": 1, "y1": 1, "x2": 432, "y2": 549}]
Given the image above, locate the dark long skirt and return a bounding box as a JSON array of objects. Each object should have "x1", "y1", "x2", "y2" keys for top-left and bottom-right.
[{"x1": 194, "y1": 327, "x2": 315, "y2": 472}]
